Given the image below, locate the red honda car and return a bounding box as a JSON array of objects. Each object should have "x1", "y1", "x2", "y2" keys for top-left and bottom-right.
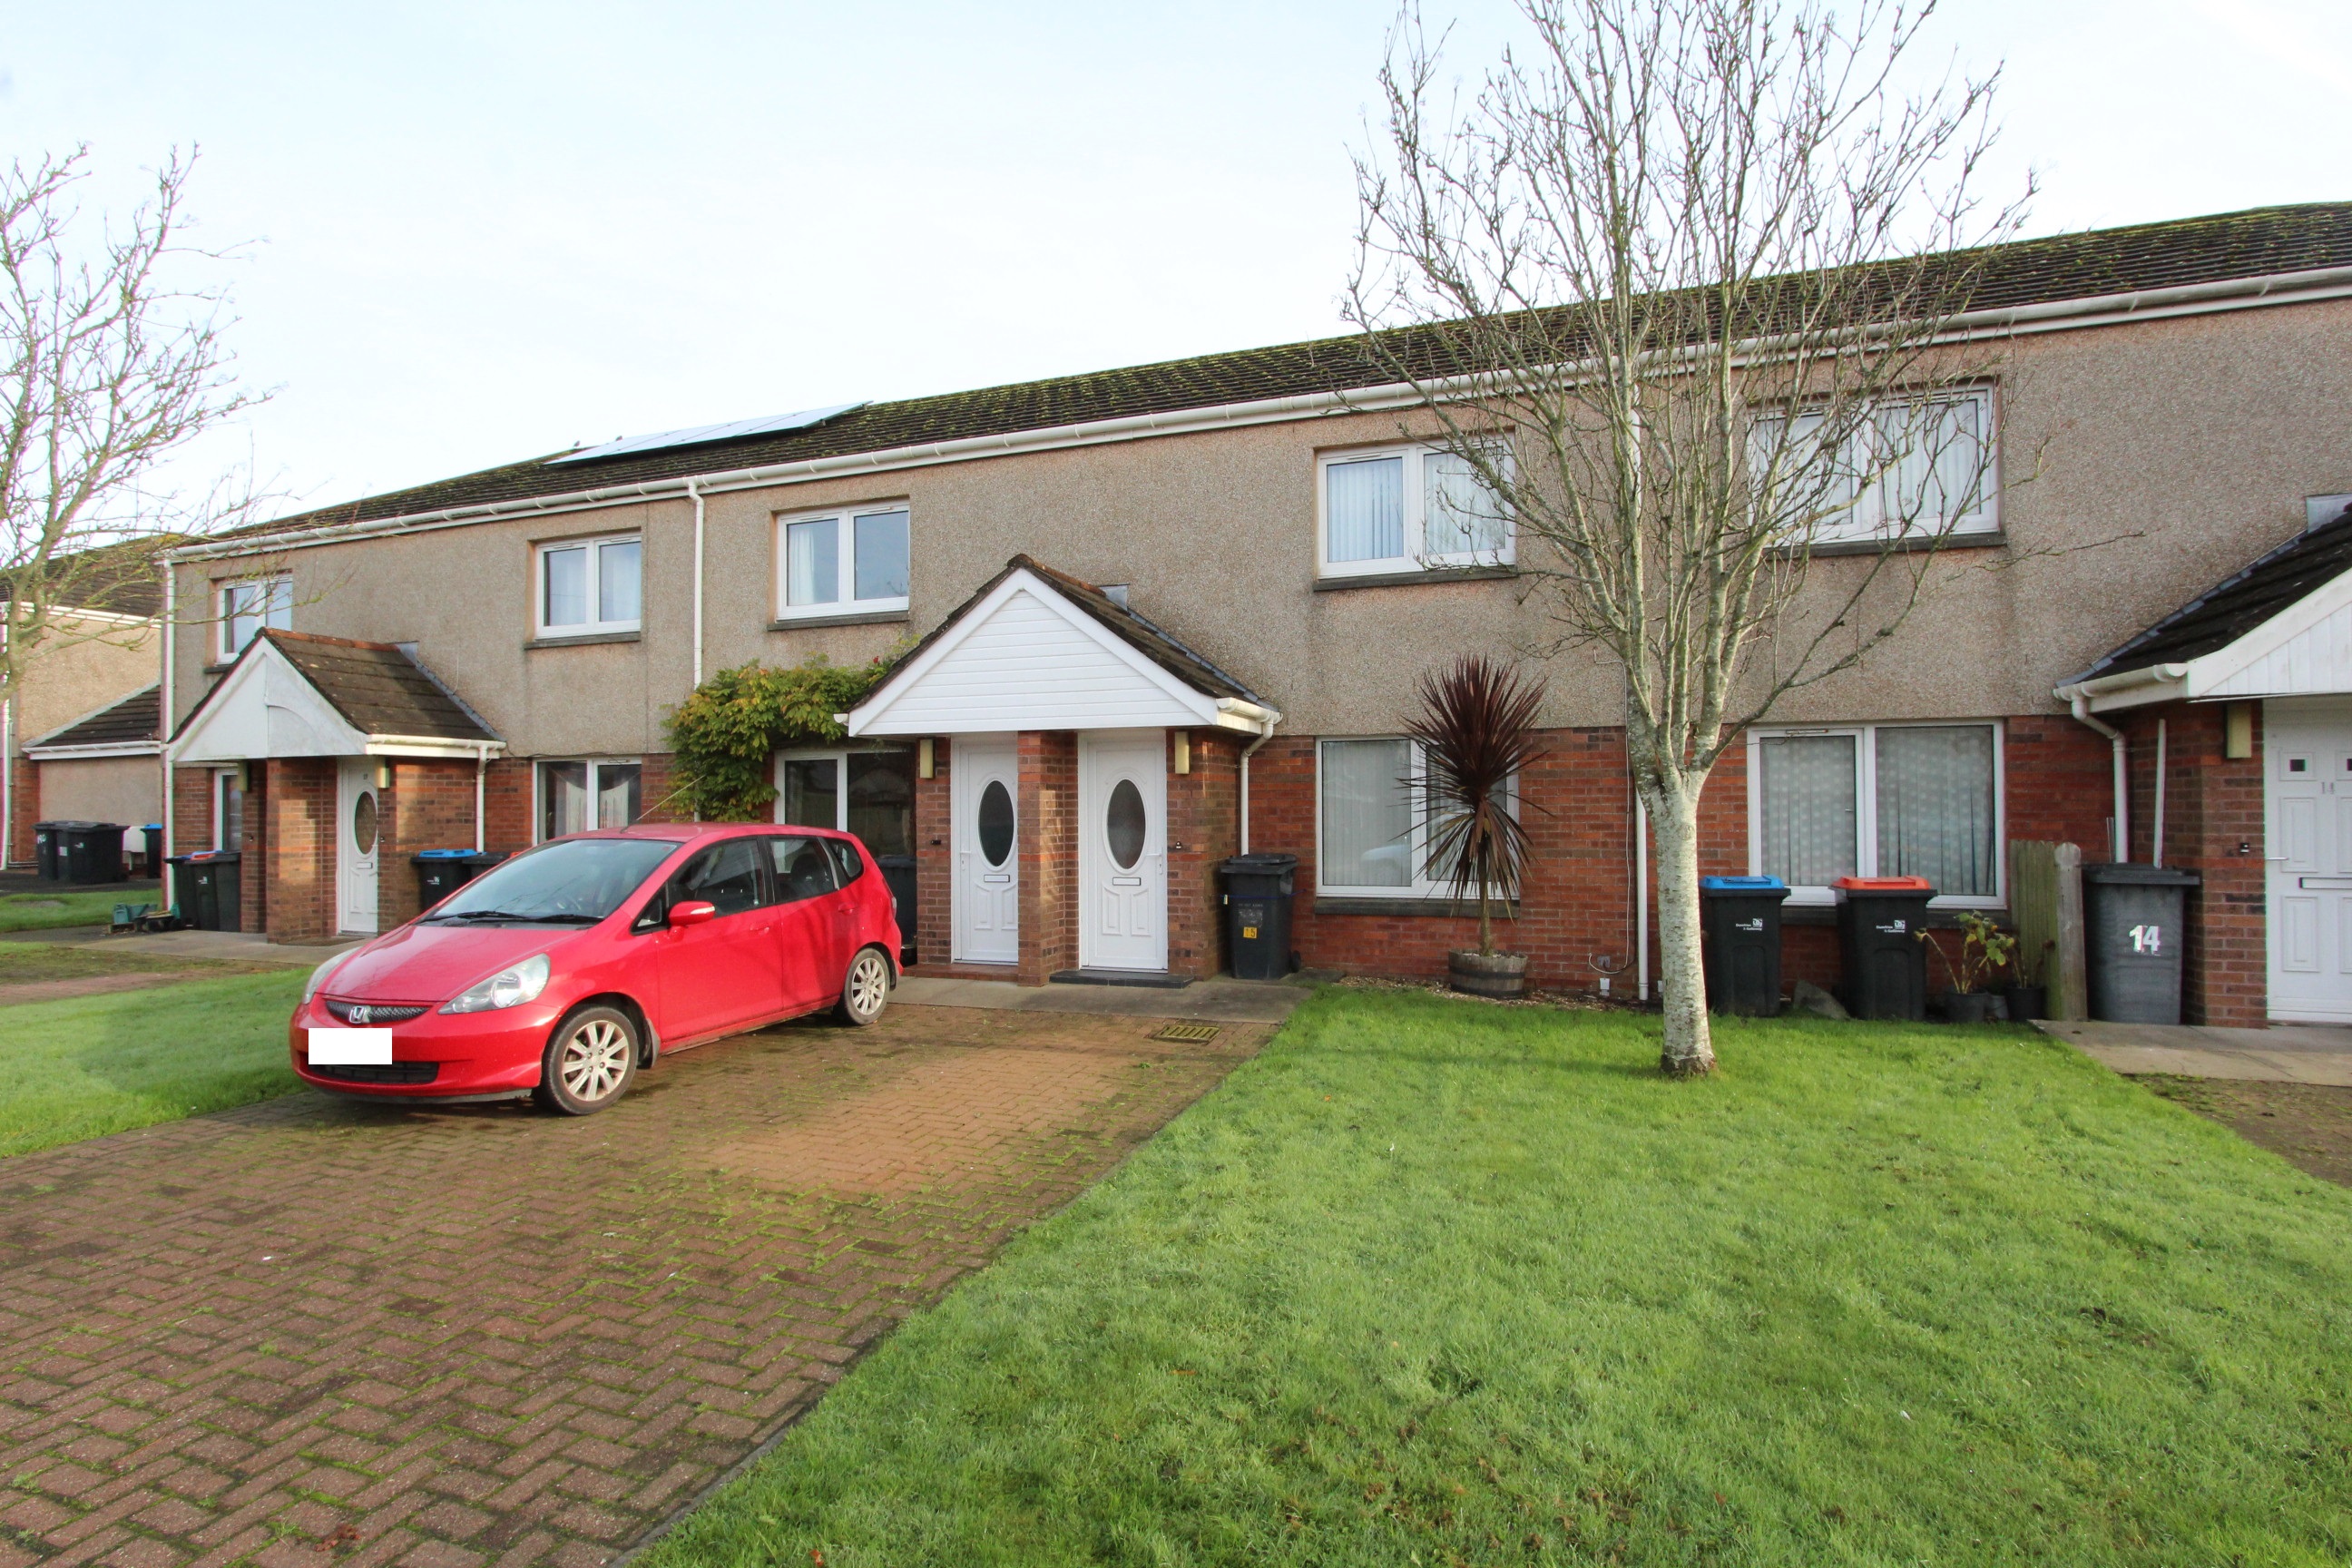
[{"x1": 289, "y1": 823, "x2": 900, "y2": 1113}]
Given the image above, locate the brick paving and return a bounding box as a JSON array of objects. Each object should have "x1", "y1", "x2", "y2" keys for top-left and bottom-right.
[{"x1": 0, "y1": 1004, "x2": 1269, "y2": 1567}]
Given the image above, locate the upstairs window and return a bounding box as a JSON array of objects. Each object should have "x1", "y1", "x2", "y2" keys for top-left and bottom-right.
[
  {"x1": 1318, "y1": 443, "x2": 1512, "y2": 578},
  {"x1": 779, "y1": 505, "x2": 910, "y2": 619},
  {"x1": 218, "y1": 576, "x2": 291, "y2": 660},
  {"x1": 1752, "y1": 389, "x2": 1996, "y2": 544},
  {"x1": 1749, "y1": 722, "x2": 2002, "y2": 906},
  {"x1": 537, "y1": 534, "x2": 642, "y2": 637}
]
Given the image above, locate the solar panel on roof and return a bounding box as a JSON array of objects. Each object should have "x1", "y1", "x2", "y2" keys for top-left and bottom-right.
[{"x1": 548, "y1": 402, "x2": 868, "y2": 466}]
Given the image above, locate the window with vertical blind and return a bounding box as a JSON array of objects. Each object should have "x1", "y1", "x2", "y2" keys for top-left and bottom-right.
[
  {"x1": 1750, "y1": 389, "x2": 1996, "y2": 544},
  {"x1": 1316, "y1": 737, "x2": 1519, "y2": 898},
  {"x1": 538, "y1": 760, "x2": 643, "y2": 840},
  {"x1": 1749, "y1": 722, "x2": 2003, "y2": 906},
  {"x1": 1318, "y1": 443, "x2": 1513, "y2": 577}
]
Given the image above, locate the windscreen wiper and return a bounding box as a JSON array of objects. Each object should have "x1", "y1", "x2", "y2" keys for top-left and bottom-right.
[{"x1": 425, "y1": 909, "x2": 600, "y2": 925}]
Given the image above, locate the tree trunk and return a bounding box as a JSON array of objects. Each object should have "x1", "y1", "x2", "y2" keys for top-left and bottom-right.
[{"x1": 1644, "y1": 777, "x2": 1717, "y2": 1076}]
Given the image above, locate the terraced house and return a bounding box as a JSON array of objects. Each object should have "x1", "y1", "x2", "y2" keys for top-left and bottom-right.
[{"x1": 161, "y1": 202, "x2": 2352, "y2": 1024}]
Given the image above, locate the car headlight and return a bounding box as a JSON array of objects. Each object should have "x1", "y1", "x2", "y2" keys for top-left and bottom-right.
[
  {"x1": 439, "y1": 953, "x2": 552, "y2": 1014},
  {"x1": 303, "y1": 956, "x2": 347, "y2": 1003}
]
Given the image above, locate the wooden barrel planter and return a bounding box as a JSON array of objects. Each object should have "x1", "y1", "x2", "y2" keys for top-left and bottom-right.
[{"x1": 1449, "y1": 950, "x2": 1528, "y2": 999}]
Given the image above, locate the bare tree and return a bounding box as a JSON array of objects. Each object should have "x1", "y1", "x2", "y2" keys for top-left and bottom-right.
[
  {"x1": 1348, "y1": 0, "x2": 2031, "y2": 1074},
  {"x1": 0, "y1": 147, "x2": 265, "y2": 707}
]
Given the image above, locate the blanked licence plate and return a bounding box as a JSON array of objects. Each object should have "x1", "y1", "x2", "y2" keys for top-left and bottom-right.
[{"x1": 308, "y1": 1027, "x2": 393, "y2": 1065}]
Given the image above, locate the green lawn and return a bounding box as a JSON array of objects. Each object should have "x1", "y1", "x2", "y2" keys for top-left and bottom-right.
[
  {"x1": 648, "y1": 988, "x2": 2352, "y2": 1567},
  {"x1": 0, "y1": 887, "x2": 144, "y2": 931},
  {"x1": 0, "y1": 968, "x2": 307, "y2": 1157}
]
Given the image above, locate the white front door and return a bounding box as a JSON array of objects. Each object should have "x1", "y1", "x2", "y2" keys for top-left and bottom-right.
[
  {"x1": 1078, "y1": 730, "x2": 1167, "y2": 972},
  {"x1": 2265, "y1": 701, "x2": 2352, "y2": 1021},
  {"x1": 952, "y1": 734, "x2": 1018, "y2": 964},
  {"x1": 337, "y1": 758, "x2": 381, "y2": 936}
]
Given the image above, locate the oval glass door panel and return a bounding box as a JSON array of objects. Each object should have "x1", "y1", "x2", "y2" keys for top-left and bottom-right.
[
  {"x1": 977, "y1": 780, "x2": 1015, "y2": 866},
  {"x1": 1106, "y1": 779, "x2": 1146, "y2": 869},
  {"x1": 352, "y1": 792, "x2": 378, "y2": 854}
]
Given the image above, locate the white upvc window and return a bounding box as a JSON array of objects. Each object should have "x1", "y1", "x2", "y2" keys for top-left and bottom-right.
[
  {"x1": 536, "y1": 534, "x2": 642, "y2": 637},
  {"x1": 776, "y1": 505, "x2": 910, "y2": 618},
  {"x1": 218, "y1": 576, "x2": 291, "y2": 659},
  {"x1": 774, "y1": 746, "x2": 916, "y2": 858},
  {"x1": 1317, "y1": 442, "x2": 1514, "y2": 578},
  {"x1": 538, "y1": 759, "x2": 643, "y2": 840},
  {"x1": 1752, "y1": 387, "x2": 1998, "y2": 544},
  {"x1": 1315, "y1": 736, "x2": 1518, "y2": 898},
  {"x1": 1747, "y1": 721, "x2": 2004, "y2": 907}
]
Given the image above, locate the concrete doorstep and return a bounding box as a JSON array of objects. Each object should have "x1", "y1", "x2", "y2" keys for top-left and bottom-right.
[{"x1": 2035, "y1": 1018, "x2": 2352, "y2": 1087}]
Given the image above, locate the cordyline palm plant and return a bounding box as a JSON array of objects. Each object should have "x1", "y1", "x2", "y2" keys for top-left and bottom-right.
[{"x1": 1406, "y1": 656, "x2": 1547, "y2": 957}]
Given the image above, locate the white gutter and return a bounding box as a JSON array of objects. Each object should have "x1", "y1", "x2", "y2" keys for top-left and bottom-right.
[
  {"x1": 2060, "y1": 686, "x2": 2131, "y2": 863},
  {"x1": 162, "y1": 262, "x2": 2352, "y2": 570},
  {"x1": 687, "y1": 478, "x2": 705, "y2": 688},
  {"x1": 161, "y1": 567, "x2": 175, "y2": 907}
]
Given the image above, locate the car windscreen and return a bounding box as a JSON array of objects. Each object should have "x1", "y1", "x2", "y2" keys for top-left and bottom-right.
[{"x1": 423, "y1": 838, "x2": 681, "y2": 925}]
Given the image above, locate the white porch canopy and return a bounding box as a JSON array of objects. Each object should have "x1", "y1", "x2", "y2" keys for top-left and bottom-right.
[
  {"x1": 168, "y1": 633, "x2": 504, "y2": 763},
  {"x1": 2062, "y1": 562, "x2": 2352, "y2": 712},
  {"x1": 845, "y1": 561, "x2": 1278, "y2": 738}
]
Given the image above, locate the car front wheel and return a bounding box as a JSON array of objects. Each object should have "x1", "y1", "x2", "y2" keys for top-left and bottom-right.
[
  {"x1": 835, "y1": 946, "x2": 892, "y2": 1027},
  {"x1": 536, "y1": 1004, "x2": 639, "y2": 1114}
]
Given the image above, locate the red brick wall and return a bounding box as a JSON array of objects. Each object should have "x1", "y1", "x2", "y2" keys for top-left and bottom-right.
[
  {"x1": 637, "y1": 754, "x2": 686, "y2": 825},
  {"x1": 914, "y1": 740, "x2": 951, "y2": 968},
  {"x1": 2118, "y1": 701, "x2": 2266, "y2": 1026},
  {"x1": 484, "y1": 758, "x2": 534, "y2": 852},
  {"x1": 7, "y1": 751, "x2": 36, "y2": 867},
  {"x1": 261, "y1": 758, "x2": 338, "y2": 943},
  {"x1": 379, "y1": 760, "x2": 479, "y2": 929},
  {"x1": 1165, "y1": 729, "x2": 1240, "y2": 979},
  {"x1": 239, "y1": 766, "x2": 268, "y2": 932},
  {"x1": 1015, "y1": 730, "x2": 1078, "y2": 985}
]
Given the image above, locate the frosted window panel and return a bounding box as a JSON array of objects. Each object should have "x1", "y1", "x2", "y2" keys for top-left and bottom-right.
[
  {"x1": 544, "y1": 547, "x2": 588, "y2": 627},
  {"x1": 598, "y1": 540, "x2": 642, "y2": 623},
  {"x1": 853, "y1": 509, "x2": 909, "y2": 601},
  {"x1": 787, "y1": 518, "x2": 840, "y2": 605},
  {"x1": 1327, "y1": 456, "x2": 1405, "y2": 564},
  {"x1": 1878, "y1": 397, "x2": 1987, "y2": 532},
  {"x1": 1321, "y1": 739, "x2": 1414, "y2": 887},
  {"x1": 595, "y1": 763, "x2": 642, "y2": 829},
  {"x1": 1876, "y1": 726, "x2": 1995, "y2": 896},
  {"x1": 542, "y1": 762, "x2": 591, "y2": 838},
  {"x1": 1759, "y1": 734, "x2": 1858, "y2": 887},
  {"x1": 1425, "y1": 451, "x2": 1504, "y2": 556}
]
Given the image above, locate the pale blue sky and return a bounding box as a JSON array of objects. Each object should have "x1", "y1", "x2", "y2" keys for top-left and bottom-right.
[{"x1": 4, "y1": 0, "x2": 2346, "y2": 515}]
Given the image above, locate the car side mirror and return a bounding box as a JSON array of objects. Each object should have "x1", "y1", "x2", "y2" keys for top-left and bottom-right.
[{"x1": 668, "y1": 899, "x2": 718, "y2": 928}]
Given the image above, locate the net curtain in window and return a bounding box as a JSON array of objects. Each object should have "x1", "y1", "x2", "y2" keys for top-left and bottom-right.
[
  {"x1": 1875, "y1": 726, "x2": 1995, "y2": 896},
  {"x1": 1758, "y1": 735, "x2": 1857, "y2": 887}
]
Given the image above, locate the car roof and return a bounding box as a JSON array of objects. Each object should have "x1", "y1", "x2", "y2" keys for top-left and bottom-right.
[{"x1": 570, "y1": 822, "x2": 846, "y2": 844}]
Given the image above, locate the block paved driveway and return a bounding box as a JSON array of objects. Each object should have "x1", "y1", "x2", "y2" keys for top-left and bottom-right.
[{"x1": 0, "y1": 1002, "x2": 1272, "y2": 1568}]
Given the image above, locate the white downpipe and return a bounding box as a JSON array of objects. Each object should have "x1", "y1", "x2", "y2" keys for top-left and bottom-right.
[
  {"x1": 2152, "y1": 720, "x2": 2168, "y2": 868},
  {"x1": 1, "y1": 691, "x2": 12, "y2": 871},
  {"x1": 161, "y1": 567, "x2": 176, "y2": 907},
  {"x1": 2066, "y1": 691, "x2": 2130, "y2": 863},
  {"x1": 687, "y1": 479, "x2": 706, "y2": 689},
  {"x1": 474, "y1": 742, "x2": 488, "y2": 853},
  {"x1": 1238, "y1": 730, "x2": 1274, "y2": 855},
  {"x1": 1634, "y1": 794, "x2": 1651, "y2": 1004}
]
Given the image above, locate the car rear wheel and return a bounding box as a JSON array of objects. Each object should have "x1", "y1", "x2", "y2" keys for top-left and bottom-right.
[
  {"x1": 835, "y1": 946, "x2": 892, "y2": 1027},
  {"x1": 535, "y1": 1004, "x2": 639, "y2": 1115}
]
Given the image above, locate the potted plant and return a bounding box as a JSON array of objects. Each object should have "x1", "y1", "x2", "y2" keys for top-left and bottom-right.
[
  {"x1": 2004, "y1": 938, "x2": 2053, "y2": 1023},
  {"x1": 1919, "y1": 912, "x2": 2017, "y2": 1024},
  {"x1": 1406, "y1": 655, "x2": 1546, "y2": 999}
]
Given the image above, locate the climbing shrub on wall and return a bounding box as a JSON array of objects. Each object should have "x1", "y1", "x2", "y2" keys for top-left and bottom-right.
[{"x1": 662, "y1": 655, "x2": 896, "y2": 821}]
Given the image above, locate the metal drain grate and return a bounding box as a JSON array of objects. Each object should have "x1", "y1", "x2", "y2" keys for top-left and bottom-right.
[{"x1": 1150, "y1": 1021, "x2": 1221, "y2": 1044}]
